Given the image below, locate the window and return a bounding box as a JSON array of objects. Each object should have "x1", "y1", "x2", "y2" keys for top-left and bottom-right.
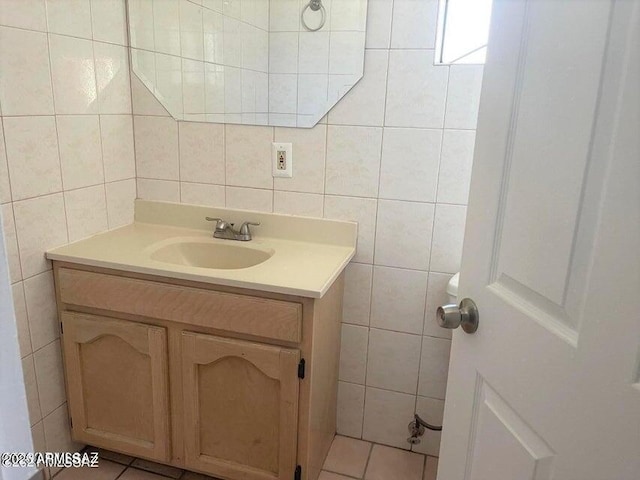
[{"x1": 435, "y1": 0, "x2": 493, "y2": 65}]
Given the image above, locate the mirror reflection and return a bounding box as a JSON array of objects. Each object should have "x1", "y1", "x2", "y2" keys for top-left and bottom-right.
[{"x1": 128, "y1": 0, "x2": 368, "y2": 128}]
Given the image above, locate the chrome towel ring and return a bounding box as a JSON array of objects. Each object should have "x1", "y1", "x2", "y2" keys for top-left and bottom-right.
[{"x1": 301, "y1": 0, "x2": 326, "y2": 31}]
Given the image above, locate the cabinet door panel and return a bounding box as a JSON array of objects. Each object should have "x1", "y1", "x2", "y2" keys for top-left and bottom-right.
[
  {"x1": 182, "y1": 332, "x2": 299, "y2": 480},
  {"x1": 61, "y1": 312, "x2": 170, "y2": 461}
]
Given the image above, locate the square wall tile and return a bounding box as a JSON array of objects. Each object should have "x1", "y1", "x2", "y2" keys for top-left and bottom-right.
[
  {"x1": 0, "y1": 27, "x2": 53, "y2": 115},
  {"x1": 385, "y1": 50, "x2": 449, "y2": 128},
  {"x1": 33, "y1": 340, "x2": 66, "y2": 417},
  {"x1": 131, "y1": 76, "x2": 170, "y2": 116},
  {"x1": 22, "y1": 354, "x2": 41, "y2": 426},
  {"x1": 137, "y1": 179, "x2": 180, "y2": 202},
  {"x1": 365, "y1": 444, "x2": 424, "y2": 480},
  {"x1": 366, "y1": 328, "x2": 421, "y2": 394},
  {"x1": 371, "y1": 266, "x2": 427, "y2": 335},
  {"x1": 225, "y1": 187, "x2": 272, "y2": 212},
  {"x1": 445, "y1": 65, "x2": 484, "y2": 130},
  {"x1": 430, "y1": 205, "x2": 467, "y2": 274},
  {"x1": 374, "y1": 200, "x2": 434, "y2": 270},
  {"x1": 379, "y1": 128, "x2": 442, "y2": 202},
  {"x1": 391, "y1": 0, "x2": 439, "y2": 49},
  {"x1": 298, "y1": 31, "x2": 330, "y2": 74},
  {"x1": 326, "y1": 126, "x2": 382, "y2": 198},
  {"x1": 43, "y1": 404, "x2": 83, "y2": 476},
  {"x1": 106, "y1": 179, "x2": 136, "y2": 228},
  {"x1": 179, "y1": 122, "x2": 225, "y2": 184},
  {"x1": 274, "y1": 191, "x2": 323, "y2": 218},
  {"x1": 269, "y1": 0, "x2": 299, "y2": 31},
  {"x1": 0, "y1": 120, "x2": 10, "y2": 203},
  {"x1": 181, "y1": 183, "x2": 225, "y2": 207},
  {"x1": 328, "y1": 50, "x2": 389, "y2": 127},
  {"x1": 339, "y1": 324, "x2": 369, "y2": 385},
  {"x1": 270, "y1": 32, "x2": 299, "y2": 74},
  {"x1": 24, "y1": 271, "x2": 59, "y2": 352},
  {"x1": 324, "y1": 436, "x2": 371, "y2": 478},
  {"x1": 57, "y1": 115, "x2": 104, "y2": 190},
  {"x1": 424, "y1": 457, "x2": 439, "y2": 480},
  {"x1": 2, "y1": 203, "x2": 22, "y2": 283},
  {"x1": 437, "y1": 130, "x2": 476, "y2": 205},
  {"x1": 49, "y1": 34, "x2": 98, "y2": 114},
  {"x1": 12, "y1": 282, "x2": 31, "y2": 357},
  {"x1": 0, "y1": 0, "x2": 47, "y2": 31},
  {"x1": 418, "y1": 336, "x2": 451, "y2": 399},
  {"x1": 14, "y1": 194, "x2": 67, "y2": 278},
  {"x1": 135, "y1": 116, "x2": 179, "y2": 180},
  {"x1": 365, "y1": 0, "x2": 393, "y2": 48},
  {"x1": 64, "y1": 185, "x2": 108, "y2": 242},
  {"x1": 101, "y1": 115, "x2": 135, "y2": 182},
  {"x1": 94, "y1": 42, "x2": 131, "y2": 114},
  {"x1": 91, "y1": 0, "x2": 128, "y2": 45},
  {"x1": 274, "y1": 125, "x2": 326, "y2": 194},
  {"x1": 324, "y1": 195, "x2": 377, "y2": 264},
  {"x1": 180, "y1": 0, "x2": 204, "y2": 61},
  {"x1": 225, "y1": 125, "x2": 273, "y2": 189},
  {"x1": 46, "y1": 0, "x2": 92, "y2": 38},
  {"x1": 4, "y1": 116, "x2": 62, "y2": 200},
  {"x1": 412, "y1": 396, "x2": 445, "y2": 457},
  {"x1": 424, "y1": 273, "x2": 454, "y2": 339},
  {"x1": 343, "y1": 263, "x2": 373, "y2": 327},
  {"x1": 337, "y1": 381, "x2": 365, "y2": 438},
  {"x1": 363, "y1": 387, "x2": 415, "y2": 448}
]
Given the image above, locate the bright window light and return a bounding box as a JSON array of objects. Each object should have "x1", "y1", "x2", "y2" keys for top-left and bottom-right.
[{"x1": 436, "y1": 0, "x2": 493, "y2": 65}]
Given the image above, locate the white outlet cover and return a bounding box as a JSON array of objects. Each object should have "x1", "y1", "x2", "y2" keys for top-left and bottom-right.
[{"x1": 272, "y1": 142, "x2": 293, "y2": 178}]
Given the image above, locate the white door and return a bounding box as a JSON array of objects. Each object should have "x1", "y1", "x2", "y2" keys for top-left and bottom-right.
[{"x1": 438, "y1": 0, "x2": 640, "y2": 479}]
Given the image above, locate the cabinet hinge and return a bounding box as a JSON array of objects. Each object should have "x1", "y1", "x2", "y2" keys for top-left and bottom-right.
[
  {"x1": 294, "y1": 465, "x2": 301, "y2": 480},
  {"x1": 60, "y1": 322, "x2": 63, "y2": 334},
  {"x1": 297, "y1": 359, "x2": 305, "y2": 379},
  {"x1": 69, "y1": 416, "x2": 73, "y2": 429}
]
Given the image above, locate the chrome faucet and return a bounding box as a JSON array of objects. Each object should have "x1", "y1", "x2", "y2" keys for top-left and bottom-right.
[{"x1": 206, "y1": 217, "x2": 260, "y2": 241}]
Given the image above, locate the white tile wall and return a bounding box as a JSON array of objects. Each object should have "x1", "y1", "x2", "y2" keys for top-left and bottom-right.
[
  {"x1": 130, "y1": 0, "x2": 481, "y2": 458},
  {"x1": 0, "y1": 3, "x2": 136, "y2": 477}
]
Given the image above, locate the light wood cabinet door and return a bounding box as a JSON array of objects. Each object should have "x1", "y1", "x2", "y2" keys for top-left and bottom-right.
[
  {"x1": 182, "y1": 332, "x2": 300, "y2": 480},
  {"x1": 61, "y1": 312, "x2": 170, "y2": 461}
]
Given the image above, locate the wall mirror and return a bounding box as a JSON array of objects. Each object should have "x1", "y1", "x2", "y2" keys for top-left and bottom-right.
[{"x1": 128, "y1": 0, "x2": 368, "y2": 128}]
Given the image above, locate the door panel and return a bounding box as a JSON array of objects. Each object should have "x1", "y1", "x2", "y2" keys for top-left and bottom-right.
[
  {"x1": 467, "y1": 378, "x2": 555, "y2": 480},
  {"x1": 182, "y1": 332, "x2": 300, "y2": 480},
  {"x1": 439, "y1": 0, "x2": 640, "y2": 479},
  {"x1": 61, "y1": 312, "x2": 170, "y2": 461}
]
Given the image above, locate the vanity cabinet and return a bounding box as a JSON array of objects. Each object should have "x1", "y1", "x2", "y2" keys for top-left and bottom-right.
[
  {"x1": 182, "y1": 333, "x2": 299, "y2": 479},
  {"x1": 53, "y1": 262, "x2": 344, "y2": 480},
  {"x1": 60, "y1": 312, "x2": 170, "y2": 461}
]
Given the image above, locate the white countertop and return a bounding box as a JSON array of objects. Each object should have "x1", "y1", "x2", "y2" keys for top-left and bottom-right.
[{"x1": 46, "y1": 200, "x2": 357, "y2": 298}]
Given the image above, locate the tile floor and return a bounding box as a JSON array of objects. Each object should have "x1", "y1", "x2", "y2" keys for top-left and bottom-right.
[{"x1": 51, "y1": 436, "x2": 438, "y2": 480}]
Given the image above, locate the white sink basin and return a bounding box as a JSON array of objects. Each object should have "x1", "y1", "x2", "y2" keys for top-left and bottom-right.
[{"x1": 148, "y1": 240, "x2": 273, "y2": 270}]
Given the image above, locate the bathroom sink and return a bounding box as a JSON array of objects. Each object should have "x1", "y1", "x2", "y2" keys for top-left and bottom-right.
[{"x1": 148, "y1": 240, "x2": 273, "y2": 270}]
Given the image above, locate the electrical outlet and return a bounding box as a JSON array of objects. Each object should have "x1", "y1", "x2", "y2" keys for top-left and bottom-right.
[{"x1": 272, "y1": 143, "x2": 293, "y2": 178}]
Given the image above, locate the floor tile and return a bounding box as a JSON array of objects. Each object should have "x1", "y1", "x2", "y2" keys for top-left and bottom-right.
[
  {"x1": 53, "y1": 459, "x2": 125, "y2": 480},
  {"x1": 181, "y1": 472, "x2": 224, "y2": 480},
  {"x1": 319, "y1": 472, "x2": 355, "y2": 480},
  {"x1": 118, "y1": 468, "x2": 172, "y2": 480},
  {"x1": 365, "y1": 444, "x2": 424, "y2": 480},
  {"x1": 130, "y1": 459, "x2": 183, "y2": 479},
  {"x1": 424, "y1": 456, "x2": 438, "y2": 480},
  {"x1": 323, "y1": 435, "x2": 372, "y2": 478}
]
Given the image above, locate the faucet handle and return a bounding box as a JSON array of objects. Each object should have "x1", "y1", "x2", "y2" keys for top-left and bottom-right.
[
  {"x1": 205, "y1": 217, "x2": 229, "y2": 230},
  {"x1": 239, "y1": 221, "x2": 260, "y2": 236}
]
